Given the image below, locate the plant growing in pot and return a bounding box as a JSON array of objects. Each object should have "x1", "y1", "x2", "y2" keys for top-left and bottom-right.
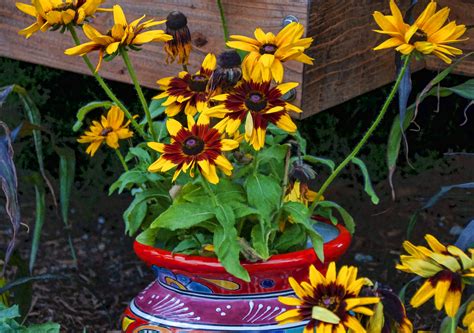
[{"x1": 15, "y1": 0, "x2": 469, "y2": 331}]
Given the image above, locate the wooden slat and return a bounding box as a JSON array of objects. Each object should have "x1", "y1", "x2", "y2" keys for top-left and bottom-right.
[
  {"x1": 0, "y1": 0, "x2": 307, "y2": 105},
  {"x1": 1, "y1": 0, "x2": 473, "y2": 119}
]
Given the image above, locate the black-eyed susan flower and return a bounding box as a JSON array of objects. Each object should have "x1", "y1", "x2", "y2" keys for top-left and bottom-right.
[
  {"x1": 396, "y1": 234, "x2": 474, "y2": 317},
  {"x1": 204, "y1": 80, "x2": 301, "y2": 151},
  {"x1": 277, "y1": 262, "x2": 379, "y2": 333},
  {"x1": 364, "y1": 284, "x2": 413, "y2": 333},
  {"x1": 164, "y1": 11, "x2": 192, "y2": 65},
  {"x1": 16, "y1": 0, "x2": 108, "y2": 38},
  {"x1": 77, "y1": 105, "x2": 133, "y2": 156},
  {"x1": 64, "y1": 5, "x2": 172, "y2": 71},
  {"x1": 227, "y1": 22, "x2": 313, "y2": 83},
  {"x1": 147, "y1": 117, "x2": 238, "y2": 184},
  {"x1": 154, "y1": 53, "x2": 217, "y2": 117},
  {"x1": 373, "y1": 0, "x2": 467, "y2": 64},
  {"x1": 208, "y1": 50, "x2": 242, "y2": 92}
]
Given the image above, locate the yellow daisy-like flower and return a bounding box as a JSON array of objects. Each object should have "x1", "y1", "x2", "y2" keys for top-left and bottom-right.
[
  {"x1": 204, "y1": 80, "x2": 302, "y2": 151},
  {"x1": 147, "y1": 116, "x2": 239, "y2": 184},
  {"x1": 277, "y1": 262, "x2": 379, "y2": 333},
  {"x1": 396, "y1": 234, "x2": 474, "y2": 317},
  {"x1": 154, "y1": 53, "x2": 217, "y2": 117},
  {"x1": 373, "y1": 0, "x2": 467, "y2": 64},
  {"x1": 64, "y1": 5, "x2": 172, "y2": 71},
  {"x1": 77, "y1": 106, "x2": 133, "y2": 156},
  {"x1": 16, "y1": 0, "x2": 108, "y2": 38},
  {"x1": 227, "y1": 22, "x2": 313, "y2": 83}
]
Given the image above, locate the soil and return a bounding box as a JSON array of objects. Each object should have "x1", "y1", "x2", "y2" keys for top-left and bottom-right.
[{"x1": 4, "y1": 155, "x2": 474, "y2": 332}]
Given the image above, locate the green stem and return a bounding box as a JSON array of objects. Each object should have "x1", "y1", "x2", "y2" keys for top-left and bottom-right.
[
  {"x1": 216, "y1": 0, "x2": 229, "y2": 43},
  {"x1": 120, "y1": 48, "x2": 158, "y2": 141},
  {"x1": 309, "y1": 55, "x2": 412, "y2": 214},
  {"x1": 67, "y1": 25, "x2": 146, "y2": 139},
  {"x1": 115, "y1": 149, "x2": 129, "y2": 171},
  {"x1": 450, "y1": 317, "x2": 456, "y2": 333},
  {"x1": 199, "y1": 175, "x2": 217, "y2": 205}
]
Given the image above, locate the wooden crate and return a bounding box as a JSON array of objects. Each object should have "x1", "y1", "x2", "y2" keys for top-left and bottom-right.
[{"x1": 0, "y1": 0, "x2": 473, "y2": 118}]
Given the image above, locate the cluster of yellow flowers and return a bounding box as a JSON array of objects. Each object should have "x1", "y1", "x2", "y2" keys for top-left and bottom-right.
[
  {"x1": 278, "y1": 235, "x2": 473, "y2": 332},
  {"x1": 147, "y1": 22, "x2": 313, "y2": 184}
]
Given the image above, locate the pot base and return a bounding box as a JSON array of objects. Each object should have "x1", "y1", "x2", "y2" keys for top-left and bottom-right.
[{"x1": 122, "y1": 271, "x2": 306, "y2": 332}]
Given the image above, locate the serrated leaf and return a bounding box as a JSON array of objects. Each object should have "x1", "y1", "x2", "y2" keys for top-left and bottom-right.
[
  {"x1": 213, "y1": 226, "x2": 250, "y2": 282},
  {"x1": 151, "y1": 202, "x2": 214, "y2": 230},
  {"x1": 245, "y1": 174, "x2": 281, "y2": 218},
  {"x1": 351, "y1": 157, "x2": 379, "y2": 204},
  {"x1": 72, "y1": 101, "x2": 113, "y2": 132}
]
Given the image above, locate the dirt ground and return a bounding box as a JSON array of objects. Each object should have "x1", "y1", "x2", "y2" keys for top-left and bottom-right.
[{"x1": 6, "y1": 155, "x2": 474, "y2": 332}]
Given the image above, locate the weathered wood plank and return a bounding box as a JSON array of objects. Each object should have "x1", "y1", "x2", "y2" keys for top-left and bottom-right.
[
  {"x1": 1, "y1": 0, "x2": 473, "y2": 118},
  {"x1": 0, "y1": 0, "x2": 307, "y2": 105}
]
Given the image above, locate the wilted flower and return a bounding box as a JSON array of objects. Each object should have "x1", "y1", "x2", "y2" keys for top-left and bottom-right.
[
  {"x1": 16, "y1": 0, "x2": 108, "y2": 38},
  {"x1": 77, "y1": 106, "x2": 133, "y2": 156},
  {"x1": 363, "y1": 284, "x2": 413, "y2": 333},
  {"x1": 397, "y1": 234, "x2": 474, "y2": 317},
  {"x1": 277, "y1": 262, "x2": 379, "y2": 333},
  {"x1": 373, "y1": 0, "x2": 467, "y2": 63},
  {"x1": 208, "y1": 50, "x2": 242, "y2": 92},
  {"x1": 64, "y1": 5, "x2": 172, "y2": 71},
  {"x1": 164, "y1": 11, "x2": 192, "y2": 65},
  {"x1": 147, "y1": 116, "x2": 239, "y2": 184}
]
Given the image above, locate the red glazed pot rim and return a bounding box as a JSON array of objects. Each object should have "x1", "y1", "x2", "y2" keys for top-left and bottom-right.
[{"x1": 134, "y1": 220, "x2": 351, "y2": 275}]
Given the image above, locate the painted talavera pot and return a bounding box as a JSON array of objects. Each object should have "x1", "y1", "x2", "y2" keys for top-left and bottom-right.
[{"x1": 122, "y1": 221, "x2": 351, "y2": 332}]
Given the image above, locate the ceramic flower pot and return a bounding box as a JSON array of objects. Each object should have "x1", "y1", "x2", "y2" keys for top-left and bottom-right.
[{"x1": 121, "y1": 221, "x2": 351, "y2": 332}]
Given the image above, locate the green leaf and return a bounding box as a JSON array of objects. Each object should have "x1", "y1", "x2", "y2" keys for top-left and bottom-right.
[
  {"x1": 444, "y1": 79, "x2": 474, "y2": 99},
  {"x1": 125, "y1": 147, "x2": 152, "y2": 164},
  {"x1": 0, "y1": 274, "x2": 65, "y2": 295},
  {"x1": 136, "y1": 228, "x2": 159, "y2": 246},
  {"x1": 151, "y1": 202, "x2": 215, "y2": 230},
  {"x1": 251, "y1": 222, "x2": 270, "y2": 260},
  {"x1": 55, "y1": 147, "x2": 75, "y2": 227},
  {"x1": 109, "y1": 170, "x2": 150, "y2": 195},
  {"x1": 257, "y1": 144, "x2": 288, "y2": 165},
  {"x1": 28, "y1": 173, "x2": 45, "y2": 274},
  {"x1": 124, "y1": 189, "x2": 171, "y2": 235},
  {"x1": 283, "y1": 202, "x2": 324, "y2": 261},
  {"x1": 351, "y1": 157, "x2": 379, "y2": 204},
  {"x1": 141, "y1": 98, "x2": 166, "y2": 125},
  {"x1": 245, "y1": 174, "x2": 281, "y2": 218},
  {"x1": 72, "y1": 101, "x2": 113, "y2": 132},
  {"x1": 232, "y1": 203, "x2": 261, "y2": 219},
  {"x1": 213, "y1": 226, "x2": 250, "y2": 282},
  {"x1": 273, "y1": 224, "x2": 306, "y2": 253},
  {"x1": 303, "y1": 155, "x2": 335, "y2": 173},
  {"x1": 317, "y1": 201, "x2": 355, "y2": 234}
]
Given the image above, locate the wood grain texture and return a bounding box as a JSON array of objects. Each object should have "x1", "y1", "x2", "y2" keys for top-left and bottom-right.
[
  {"x1": 0, "y1": 0, "x2": 307, "y2": 105},
  {"x1": 1, "y1": 0, "x2": 473, "y2": 119}
]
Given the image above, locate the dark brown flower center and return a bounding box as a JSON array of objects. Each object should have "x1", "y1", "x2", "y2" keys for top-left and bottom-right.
[
  {"x1": 411, "y1": 29, "x2": 428, "y2": 43},
  {"x1": 189, "y1": 75, "x2": 209, "y2": 92},
  {"x1": 182, "y1": 136, "x2": 205, "y2": 155},
  {"x1": 259, "y1": 44, "x2": 278, "y2": 55},
  {"x1": 245, "y1": 92, "x2": 268, "y2": 112},
  {"x1": 320, "y1": 296, "x2": 339, "y2": 311},
  {"x1": 100, "y1": 127, "x2": 113, "y2": 136}
]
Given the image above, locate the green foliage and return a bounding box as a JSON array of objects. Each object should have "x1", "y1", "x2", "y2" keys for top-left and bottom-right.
[{"x1": 0, "y1": 304, "x2": 60, "y2": 333}]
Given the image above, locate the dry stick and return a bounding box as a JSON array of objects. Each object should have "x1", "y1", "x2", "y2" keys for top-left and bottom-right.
[
  {"x1": 309, "y1": 55, "x2": 412, "y2": 215},
  {"x1": 67, "y1": 25, "x2": 147, "y2": 139}
]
